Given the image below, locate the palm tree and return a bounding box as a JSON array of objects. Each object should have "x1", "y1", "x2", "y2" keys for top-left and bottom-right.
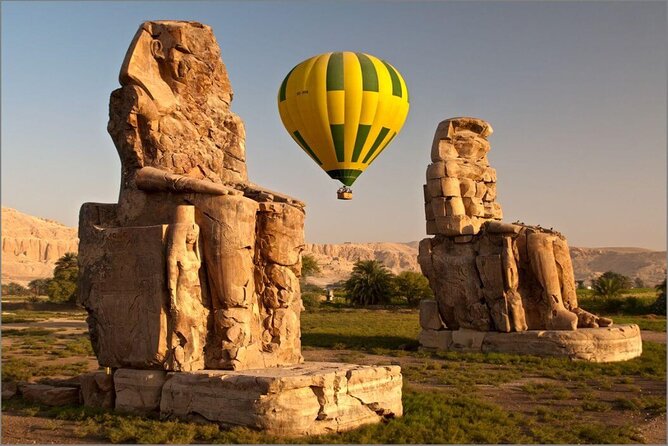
[
  {"x1": 592, "y1": 271, "x2": 629, "y2": 299},
  {"x1": 344, "y1": 260, "x2": 395, "y2": 306}
]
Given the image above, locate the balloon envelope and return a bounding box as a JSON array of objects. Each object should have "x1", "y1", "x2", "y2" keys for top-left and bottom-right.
[{"x1": 278, "y1": 52, "x2": 409, "y2": 187}]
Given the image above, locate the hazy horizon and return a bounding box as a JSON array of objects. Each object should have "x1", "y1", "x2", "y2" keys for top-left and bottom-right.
[{"x1": 2, "y1": 1, "x2": 666, "y2": 250}]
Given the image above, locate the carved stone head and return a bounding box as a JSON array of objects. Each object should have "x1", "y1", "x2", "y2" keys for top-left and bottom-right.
[{"x1": 109, "y1": 20, "x2": 247, "y2": 189}]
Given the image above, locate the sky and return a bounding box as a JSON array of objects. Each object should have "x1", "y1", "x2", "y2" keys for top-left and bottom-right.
[{"x1": 2, "y1": 1, "x2": 666, "y2": 250}]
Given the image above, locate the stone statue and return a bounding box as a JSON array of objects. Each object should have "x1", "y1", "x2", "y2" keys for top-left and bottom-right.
[
  {"x1": 76, "y1": 20, "x2": 403, "y2": 435},
  {"x1": 79, "y1": 20, "x2": 304, "y2": 371},
  {"x1": 166, "y1": 205, "x2": 206, "y2": 371},
  {"x1": 419, "y1": 117, "x2": 612, "y2": 333}
]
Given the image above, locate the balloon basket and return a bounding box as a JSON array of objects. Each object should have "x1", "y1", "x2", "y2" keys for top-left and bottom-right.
[{"x1": 337, "y1": 188, "x2": 353, "y2": 200}]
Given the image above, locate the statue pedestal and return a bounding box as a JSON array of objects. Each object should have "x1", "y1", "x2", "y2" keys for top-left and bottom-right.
[
  {"x1": 419, "y1": 324, "x2": 642, "y2": 362},
  {"x1": 111, "y1": 363, "x2": 403, "y2": 437}
]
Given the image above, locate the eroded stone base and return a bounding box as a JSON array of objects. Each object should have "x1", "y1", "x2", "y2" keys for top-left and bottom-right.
[
  {"x1": 160, "y1": 362, "x2": 402, "y2": 436},
  {"x1": 419, "y1": 324, "x2": 642, "y2": 362}
]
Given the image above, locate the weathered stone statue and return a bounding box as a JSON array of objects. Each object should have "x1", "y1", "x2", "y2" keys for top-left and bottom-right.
[
  {"x1": 418, "y1": 117, "x2": 642, "y2": 361},
  {"x1": 78, "y1": 20, "x2": 304, "y2": 372},
  {"x1": 77, "y1": 20, "x2": 401, "y2": 435}
]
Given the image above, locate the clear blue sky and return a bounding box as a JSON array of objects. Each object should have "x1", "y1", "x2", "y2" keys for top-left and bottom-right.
[{"x1": 2, "y1": 1, "x2": 666, "y2": 250}]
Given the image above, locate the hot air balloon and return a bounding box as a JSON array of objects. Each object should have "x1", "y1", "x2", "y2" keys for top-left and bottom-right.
[{"x1": 277, "y1": 52, "x2": 409, "y2": 200}]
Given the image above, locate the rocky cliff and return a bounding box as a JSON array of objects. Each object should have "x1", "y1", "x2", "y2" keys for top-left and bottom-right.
[
  {"x1": 1, "y1": 207, "x2": 664, "y2": 288},
  {"x1": 2, "y1": 207, "x2": 79, "y2": 285}
]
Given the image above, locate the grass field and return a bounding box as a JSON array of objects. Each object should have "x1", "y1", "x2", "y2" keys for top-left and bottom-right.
[{"x1": 2, "y1": 297, "x2": 666, "y2": 444}]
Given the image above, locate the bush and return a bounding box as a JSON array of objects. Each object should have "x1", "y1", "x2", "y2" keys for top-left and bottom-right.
[
  {"x1": 301, "y1": 254, "x2": 321, "y2": 278},
  {"x1": 47, "y1": 253, "x2": 79, "y2": 304},
  {"x1": 1, "y1": 282, "x2": 31, "y2": 296},
  {"x1": 344, "y1": 260, "x2": 395, "y2": 306},
  {"x1": 651, "y1": 279, "x2": 666, "y2": 315},
  {"x1": 394, "y1": 271, "x2": 433, "y2": 307},
  {"x1": 28, "y1": 278, "x2": 51, "y2": 296}
]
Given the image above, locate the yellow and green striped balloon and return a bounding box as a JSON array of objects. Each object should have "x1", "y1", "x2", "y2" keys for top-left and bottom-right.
[{"x1": 278, "y1": 52, "x2": 409, "y2": 187}]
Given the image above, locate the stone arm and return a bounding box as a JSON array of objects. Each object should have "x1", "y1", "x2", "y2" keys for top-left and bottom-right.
[
  {"x1": 241, "y1": 182, "x2": 305, "y2": 207},
  {"x1": 136, "y1": 167, "x2": 242, "y2": 196}
]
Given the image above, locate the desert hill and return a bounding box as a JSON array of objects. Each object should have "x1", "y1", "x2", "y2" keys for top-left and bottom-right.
[
  {"x1": 1, "y1": 207, "x2": 665, "y2": 287},
  {"x1": 2, "y1": 207, "x2": 79, "y2": 285}
]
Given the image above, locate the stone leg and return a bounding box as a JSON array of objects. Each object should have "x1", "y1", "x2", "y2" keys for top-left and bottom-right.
[
  {"x1": 255, "y1": 203, "x2": 305, "y2": 366},
  {"x1": 501, "y1": 236, "x2": 528, "y2": 331},
  {"x1": 526, "y1": 232, "x2": 578, "y2": 330},
  {"x1": 189, "y1": 194, "x2": 263, "y2": 370},
  {"x1": 553, "y1": 236, "x2": 612, "y2": 328}
]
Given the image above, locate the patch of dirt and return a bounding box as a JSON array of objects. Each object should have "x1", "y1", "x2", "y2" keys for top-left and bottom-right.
[
  {"x1": 1, "y1": 413, "x2": 103, "y2": 444},
  {"x1": 641, "y1": 330, "x2": 666, "y2": 344}
]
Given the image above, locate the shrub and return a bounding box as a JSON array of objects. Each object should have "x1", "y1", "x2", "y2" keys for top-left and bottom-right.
[
  {"x1": 1, "y1": 282, "x2": 31, "y2": 296},
  {"x1": 301, "y1": 254, "x2": 321, "y2": 278},
  {"x1": 47, "y1": 253, "x2": 79, "y2": 303},
  {"x1": 651, "y1": 279, "x2": 666, "y2": 315},
  {"x1": 394, "y1": 271, "x2": 433, "y2": 307},
  {"x1": 28, "y1": 278, "x2": 51, "y2": 296},
  {"x1": 344, "y1": 260, "x2": 395, "y2": 306}
]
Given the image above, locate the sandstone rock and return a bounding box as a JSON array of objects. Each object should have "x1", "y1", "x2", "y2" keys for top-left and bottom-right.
[
  {"x1": 114, "y1": 369, "x2": 166, "y2": 413},
  {"x1": 21, "y1": 384, "x2": 80, "y2": 406},
  {"x1": 80, "y1": 370, "x2": 114, "y2": 409},
  {"x1": 482, "y1": 324, "x2": 643, "y2": 362},
  {"x1": 441, "y1": 177, "x2": 461, "y2": 197},
  {"x1": 419, "y1": 299, "x2": 446, "y2": 330},
  {"x1": 418, "y1": 329, "x2": 452, "y2": 350},
  {"x1": 419, "y1": 325, "x2": 642, "y2": 362},
  {"x1": 160, "y1": 363, "x2": 402, "y2": 436}
]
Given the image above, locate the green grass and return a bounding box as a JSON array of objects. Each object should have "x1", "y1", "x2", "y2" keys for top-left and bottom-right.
[
  {"x1": 2, "y1": 309, "x2": 86, "y2": 323},
  {"x1": 301, "y1": 308, "x2": 420, "y2": 351},
  {"x1": 2, "y1": 387, "x2": 648, "y2": 444},
  {"x1": 609, "y1": 315, "x2": 666, "y2": 331}
]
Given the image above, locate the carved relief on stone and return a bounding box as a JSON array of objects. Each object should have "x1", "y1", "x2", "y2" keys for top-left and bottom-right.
[
  {"x1": 419, "y1": 117, "x2": 612, "y2": 333},
  {"x1": 166, "y1": 205, "x2": 207, "y2": 371}
]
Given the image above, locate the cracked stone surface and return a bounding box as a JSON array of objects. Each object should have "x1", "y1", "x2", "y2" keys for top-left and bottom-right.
[{"x1": 159, "y1": 363, "x2": 403, "y2": 436}]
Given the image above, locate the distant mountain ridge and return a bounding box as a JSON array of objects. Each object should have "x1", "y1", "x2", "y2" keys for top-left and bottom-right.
[{"x1": 1, "y1": 207, "x2": 665, "y2": 287}]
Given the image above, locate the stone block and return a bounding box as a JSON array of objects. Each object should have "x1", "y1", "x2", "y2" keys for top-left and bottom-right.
[
  {"x1": 423, "y1": 184, "x2": 430, "y2": 203},
  {"x1": 454, "y1": 235, "x2": 473, "y2": 243},
  {"x1": 431, "y1": 139, "x2": 458, "y2": 161},
  {"x1": 114, "y1": 369, "x2": 166, "y2": 413},
  {"x1": 427, "y1": 178, "x2": 443, "y2": 198},
  {"x1": 159, "y1": 363, "x2": 403, "y2": 436},
  {"x1": 463, "y1": 197, "x2": 485, "y2": 217},
  {"x1": 79, "y1": 224, "x2": 171, "y2": 369},
  {"x1": 426, "y1": 220, "x2": 437, "y2": 235},
  {"x1": 426, "y1": 161, "x2": 445, "y2": 180},
  {"x1": 441, "y1": 178, "x2": 460, "y2": 197},
  {"x1": 445, "y1": 197, "x2": 466, "y2": 216},
  {"x1": 450, "y1": 329, "x2": 487, "y2": 352},
  {"x1": 482, "y1": 324, "x2": 643, "y2": 362},
  {"x1": 482, "y1": 167, "x2": 497, "y2": 182},
  {"x1": 424, "y1": 203, "x2": 434, "y2": 221},
  {"x1": 21, "y1": 384, "x2": 80, "y2": 406},
  {"x1": 80, "y1": 370, "x2": 115, "y2": 409},
  {"x1": 435, "y1": 215, "x2": 475, "y2": 236},
  {"x1": 483, "y1": 202, "x2": 503, "y2": 220},
  {"x1": 431, "y1": 197, "x2": 447, "y2": 218},
  {"x1": 459, "y1": 178, "x2": 476, "y2": 197},
  {"x1": 2, "y1": 382, "x2": 17, "y2": 400},
  {"x1": 419, "y1": 299, "x2": 446, "y2": 330},
  {"x1": 483, "y1": 183, "x2": 497, "y2": 201},
  {"x1": 474, "y1": 182, "x2": 487, "y2": 199},
  {"x1": 418, "y1": 329, "x2": 452, "y2": 350}
]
